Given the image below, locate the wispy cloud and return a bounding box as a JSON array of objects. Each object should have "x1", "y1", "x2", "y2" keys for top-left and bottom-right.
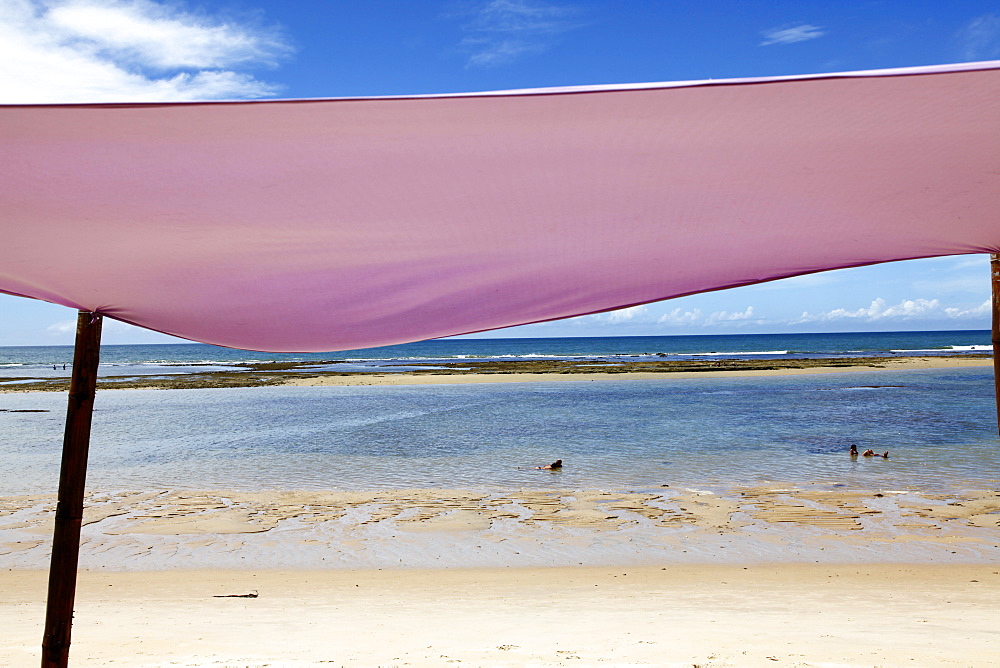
[
  {"x1": 46, "y1": 314, "x2": 184, "y2": 343},
  {"x1": 657, "y1": 306, "x2": 759, "y2": 327},
  {"x1": 752, "y1": 272, "x2": 839, "y2": 291},
  {"x1": 705, "y1": 306, "x2": 757, "y2": 325},
  {"x1": 46, "y1": 319, "x2": 77, "y2": 335},
  {"x1": 957, "y1": 14, "x2": 1000, "y2": 60},
  {"x1": 584, "y1": 304, "x2": 650, "y2": 324},
  {"x1": 0, "y1": 0, "x2": 292, "y2": 103},
  {"x1": 944, "y1": 300, "x2": 991, "y2": 318},
  {"x1": 657, "y1": 307, "x2": 704, "y2": 326},
  {"x1": 454, "y1": 0, "x2": 583, "y2": 67},
  {"x1": 574, "y1": 304, "x2": 762, "y2": 329},
  {"x1": 946, "y1": 255, "x2": 991, "y2": 271},
  {"x1": 572, "y1": 296, "x2": 988, "y2": 331},
  {"x1": 760, "y1": 23, "x2": 825, "y2": 46},
  {"x1": 793, "y1": 297, "x2": 990, "y2": 324}
]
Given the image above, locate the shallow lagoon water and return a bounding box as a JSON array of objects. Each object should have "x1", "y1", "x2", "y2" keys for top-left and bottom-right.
[{"x1": 2, "y1": 367, "x2": 998, "y2": 495}]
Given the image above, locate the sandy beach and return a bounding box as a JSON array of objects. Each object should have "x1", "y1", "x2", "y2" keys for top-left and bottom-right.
[
  {"x1": 2, "y1": 564, "x2": 998, "y2": 667},
  {"x1": 2, "y1": 484, "x2": 999, "y2": 665}
]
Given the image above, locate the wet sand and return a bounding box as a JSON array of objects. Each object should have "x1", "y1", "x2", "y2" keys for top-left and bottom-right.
[{"x1": 3, "y1": 486, "x2": 998, "y2": 571}]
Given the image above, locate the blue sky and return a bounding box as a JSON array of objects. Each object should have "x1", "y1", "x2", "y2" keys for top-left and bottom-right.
[{"x1": 2, "y1": 0, "x2": 999, "y2": 345}]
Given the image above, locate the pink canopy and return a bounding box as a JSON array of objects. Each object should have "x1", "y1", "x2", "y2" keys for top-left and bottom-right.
[{"x1": 2, "y1": 62, "x2": 999, "y2": 352}]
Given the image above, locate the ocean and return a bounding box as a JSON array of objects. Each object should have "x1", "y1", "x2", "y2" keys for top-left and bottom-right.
[
  {"x1": 0, "y1": 330, "x2": 993, "y2": 380},
  {"x1": 1, "y1": 331, "x2": 997, "y2": 496}
]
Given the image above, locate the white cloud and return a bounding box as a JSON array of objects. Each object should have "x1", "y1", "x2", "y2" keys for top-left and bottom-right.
[
  {"x1": 657, "y1": 305, "x2": 760, "y2": 328},
  {"x1": 957, "y1": 14, "x2": 1000, "y2": 61},
  {"x1": 455, "y1": 0, "x2": 583, "y2": 67},
  {"x1": 0, "y1": 0, "x2": 290, "y2": 103},
  {"x1": 579, "y1": 304, "x2": 760, "y2": 328},
  {"x1": 580, "y1": 304, "x2": 650, "y2": 324},
  {"x1": 46, "y1": 319, "x2": 77, "y2": 334},
  {"x1": 705, "y1": 306, "x2": 756, "y2": 325},
  {"x1": 760, "y1": 23, "x2": 825, "y2": 46},
  {"x1": 658, "y1": 307, "x2": 703, "y2": 326},
  {"x1": 794, "y1": 297, "x2": 990, "y2": 324},
  {"x1": 44, "y1": 314, "x2": 186, "y2": 343},
  {"x1": 944, "y1": 300, "x2": 991, "y2": 318}
]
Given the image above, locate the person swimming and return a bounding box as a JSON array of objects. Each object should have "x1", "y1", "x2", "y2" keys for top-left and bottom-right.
[
  {"x1": 862, "y1": 449, "x2": 889, "y2": 458},
  {"x1": 850, "y1": 444, "x2": 858, "y2": 457},
  {"x1": 516, "y1": 459, "x2": 563, "y2": 470}
]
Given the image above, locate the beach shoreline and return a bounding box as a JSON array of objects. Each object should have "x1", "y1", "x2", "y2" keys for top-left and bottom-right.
[
  {"x1": 0, "y1": 354, "x2": 991, "y2": 392},
  {"x1": 2, "y1": 563, "x2": 998, "y2": 666}
]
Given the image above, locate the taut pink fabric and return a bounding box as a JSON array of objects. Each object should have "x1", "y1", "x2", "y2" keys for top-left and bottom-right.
[{"x1": 2, "y1": 62, "x2": 999, "y2": 352}]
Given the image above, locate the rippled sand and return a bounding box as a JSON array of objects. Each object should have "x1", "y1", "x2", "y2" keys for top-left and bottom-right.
[{"x1": 2, "y1": 485, "x2": 997, "y2": 570}]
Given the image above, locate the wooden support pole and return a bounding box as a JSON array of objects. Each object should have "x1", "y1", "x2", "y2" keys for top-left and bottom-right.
[
  {"x1": 992, "y1": 254, "x2": 1000, "y2": 436},
  {"x1": 41, "y1": 311, "x2": 102, "y2": 668}
]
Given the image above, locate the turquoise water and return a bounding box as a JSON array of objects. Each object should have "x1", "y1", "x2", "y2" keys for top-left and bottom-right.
[{"x1": 2, "y1": 366, "x2": 997, "y2": 495}]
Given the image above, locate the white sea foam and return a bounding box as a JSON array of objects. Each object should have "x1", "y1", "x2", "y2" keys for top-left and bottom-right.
[
  {"x1": 341, "y1": 353, "x2": 597, "y2": 362},
  {"x1": 482, "y1": 353, "x2": 575, "y2": 359},
  {"x1": 685, "y1": 350, "x2": 789, "y2": 357},
  {"x1": 891, "y1": 345, "x2": 993, "y2": 353}
]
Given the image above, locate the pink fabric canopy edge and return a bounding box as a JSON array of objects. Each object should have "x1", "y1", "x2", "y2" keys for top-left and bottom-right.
[{"x1": 2, "y1": 62, "x2": 999, "y2": 352}]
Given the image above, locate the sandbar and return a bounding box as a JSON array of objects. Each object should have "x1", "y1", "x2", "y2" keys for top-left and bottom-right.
[
  {"x1": 284, "y1": 354, "x2": 992, "y2": 387},
  {"x1": 0, "y1": 354, "x2": 990, "y2": 392}
]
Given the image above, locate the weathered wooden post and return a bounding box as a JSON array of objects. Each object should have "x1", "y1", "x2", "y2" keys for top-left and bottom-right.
[
  {"x1": 992, "y1": 254, "x2": 1000, "y2": 435},
  {"x1": 41, "y1": 311, "x2": 103, "y2": 668}
]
